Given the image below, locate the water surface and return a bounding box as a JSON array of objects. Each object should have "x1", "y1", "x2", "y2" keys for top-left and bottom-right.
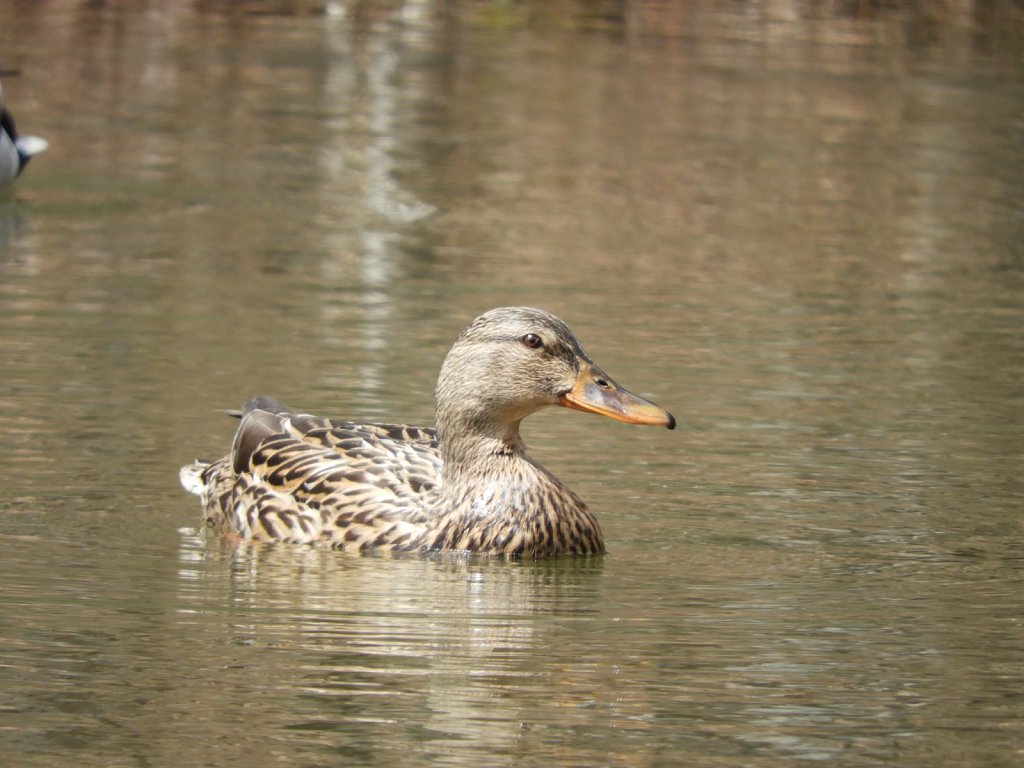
[{"x1": 1, "y1": 2, "x2": 1022, "y2": 766}]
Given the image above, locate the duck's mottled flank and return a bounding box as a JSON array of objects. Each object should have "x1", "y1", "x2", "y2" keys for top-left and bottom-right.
[{"x1": 180, "y1": 307, "x2": 674, "y2": 558}]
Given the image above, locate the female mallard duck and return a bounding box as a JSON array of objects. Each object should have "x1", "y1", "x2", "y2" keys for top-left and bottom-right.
[{"x1": 180, "y1": 307, "x2": 674, "y2": 557}]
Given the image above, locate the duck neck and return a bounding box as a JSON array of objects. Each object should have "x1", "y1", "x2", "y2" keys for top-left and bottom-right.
[
  {"x1": 438, "y1": 416, "x2": 528, "y2": 485},
  {"x1": 431, "y1": 414, "x2": 604, "y2": 556}
]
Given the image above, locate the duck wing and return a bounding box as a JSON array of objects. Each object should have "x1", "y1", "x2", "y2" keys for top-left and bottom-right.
[{"x1": 188, "y1": 397, "x2": 442, "y2": 549}]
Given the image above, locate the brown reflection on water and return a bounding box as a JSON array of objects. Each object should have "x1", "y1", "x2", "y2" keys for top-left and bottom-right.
[{"x1": 161, "y1": 539, "x2": 621, "y2": 766}]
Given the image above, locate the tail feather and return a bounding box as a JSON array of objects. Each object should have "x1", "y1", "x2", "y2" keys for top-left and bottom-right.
[
  {"x1": 179, "y1": 460, "x2": 210, "y2": 496},
  {"x1": 181, "y1": 397, "x2": 302, "y2": 534}
]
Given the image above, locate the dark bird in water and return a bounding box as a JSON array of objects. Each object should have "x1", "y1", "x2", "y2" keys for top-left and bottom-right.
[
  {"x1": 0, "y1": 74, "x2": 47, "y2": 186},
  {"x1": 180, "y1": 307, "x2": 675, "y2": 557}
]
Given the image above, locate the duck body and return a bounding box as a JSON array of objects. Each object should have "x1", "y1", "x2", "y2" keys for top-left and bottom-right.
[
  {"x1": 181, "y1": 307, "x2": 674, "y2": 558},
  {"x1": 0, "y1": 98, "x2": 47, "y2": 186}
]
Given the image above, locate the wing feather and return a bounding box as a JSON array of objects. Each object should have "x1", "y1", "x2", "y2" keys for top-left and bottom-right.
[{"x1": 183, "y1": 400, "x2": 443, "y2": 550}]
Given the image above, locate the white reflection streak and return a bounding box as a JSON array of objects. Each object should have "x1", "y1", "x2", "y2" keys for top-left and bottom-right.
[
  {"x1": 364, "y1": 31, "x2": 436, "y2": 224},
  {"x1": 357, "y1": 231, "x2": 393, "y2": 393},
  {"x1": 357, "y1": 18, "x2": 436, "y2": 389},
  {"x1": 318, "y1": 9, "x2": 437, "y2": 397}
]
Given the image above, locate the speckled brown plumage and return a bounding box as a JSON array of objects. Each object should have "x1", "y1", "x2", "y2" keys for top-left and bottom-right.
[{"x1": 180, "y1": 307, "x2": 674, "y2": 558}]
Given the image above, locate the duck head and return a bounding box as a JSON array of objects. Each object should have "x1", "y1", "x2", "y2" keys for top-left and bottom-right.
[{"x1": 434, "y1": 307, "x2": 674, "y2": 456}]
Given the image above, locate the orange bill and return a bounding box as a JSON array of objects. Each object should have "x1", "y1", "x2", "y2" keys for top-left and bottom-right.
[{"x1": 559, "y1": 362, "x2": 675, "y2": 429}]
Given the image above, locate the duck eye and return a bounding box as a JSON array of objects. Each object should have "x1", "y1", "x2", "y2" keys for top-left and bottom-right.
[{"x1": 521, "y1": 333, "x2": 543, "y2": 349}]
